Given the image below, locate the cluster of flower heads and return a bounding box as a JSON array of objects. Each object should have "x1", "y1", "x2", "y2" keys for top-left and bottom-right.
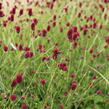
[
  {"x1": 0, "y1": 0, "x2": 109, "y2": 108},
  {"x1": 11, "y1": 72, "x2": 23, "y2": 87},
  {"x1": 10, "y1": 73, "x2": 29, "y2": 109},
  {"x1": 67, "y1": 26, "x2": 79, "y2": 42}
]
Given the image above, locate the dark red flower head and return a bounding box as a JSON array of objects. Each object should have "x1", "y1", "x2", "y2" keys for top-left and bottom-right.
[
  {"x1": 47, "y1": 25, "x2": 51, "y2": 31},
  {"x1": 32, "y1": 18, "x2": 38, "y2": 25},
  {"x1": 21, "y1": 104, "x2": 29, "y2": 109},
  {"x1": 0, "y1": 10, "x2": 5, "y2": 17},
  {"x1": 0, "y1": 3, "x2": 2, "y2": 9},
  {"x1": 16, "y1": 72, "x2": 23, "y2": 83},
  {"x1": 18, "y1": 44, "x2": 23, "y2": 51},
  {"x1": 2, "y1": 20, "x2": 7, "y2": 27},
  {"x1": 58, "y1": 63, "x2": 68, "y2": 71},
  {"x1": 31, "y1": 22, "x2": 35, "y2": 31},
  {"x1": 24, "y1": 46, "x2": 30, "y2": 51},
  {"x1": 15, "y1": 26, "x2": 21, "y2": 33},
  {"x1": 19, "y1": 9, "x2": 24, "y2": 16},
  {"x1": 96, "y1": 90, "x2": 102, "y2": 94},
  {"x1": 42, "y1": 29, "x2": 47, "y2": 37},
  {"x1": 10, "y1": 14, "x2": 14, "y2": 21},
  {"x1": 104, "y1": 0, "x2": 109, "y2": 3},
  {"x1": 10, "y1": 94, "x2": 17, "y2": 101},
  {"x1": 23, "y1": 51, "x2": 33, "y2": 58},
  {"x1": 10, "y1": 7, "x2": 16, "y2": 14},
  {"x1": 40, "y1": 79, "x2": 46, "y2": 85},
  {"x1": 71, "y1": 80, "x2": 77, "y2": 90},
  {"x1": 105, "y1": 36, "x2": 109, "y2": 44},
  {"x1": 11, "y1": 78, "x2": 17, "y2": 87},
  {"x1": 59, "y1": 104, "x2": 63, "y2": 109},
  {"x1": 27, "y1": 8, "x2": 33, "y2": 16},
  {"x1": 3, "y1": 45, "x2": 8, "y2": 52},
  {"x1": 67, "y1": 26, "x2": 79, "y2": 42}
]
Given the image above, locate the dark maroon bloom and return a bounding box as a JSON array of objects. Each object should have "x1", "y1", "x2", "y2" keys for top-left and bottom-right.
[
  {"x1": 0, "y1": 10, "x2": 5, "y2": 17},
  {"x1": 19, "y1": 9, "x2": 24, "y2": 16},
  {"x1": 54, "y1": 42, "x2": 59, "y2": 46},
  {"x1": 11, "y1": 78, "x2": 17, "y2": 87},
  {"x1": 92, "y1": 22, "x2": 97, "y2": 28},
  {"x1": 73, "y1": 26, "x2": 78, "y2": 32},
  {"x1": 24, "y1": 46, "x2": 30, "y2": 51},
  {"x1": 96, "y1": 90, "x2": 102, "y2": 94},
  {"x1": 52, "y1": 0, "x2": 57, "y2": 3},
  {"x1": 99, "y1": 4, "x2": 104, "y2": 12},
  {"x1": 52, "y1": 22, "x2": 56, "y2": 27},
  {"x1": 23, "y1": 51, "x2": 33, "y2": 58},
  {"x1": 16, "y1": 72, "x2": 23, "y2": 83},
  {"x1": 38, "y1": 44, "x2": 43, "y2": 50},
  {"x1": 104, "y1": 0, "x2": 109, "y2": 3},
  {"x1": 18, "y1": 44, "x2": 23, "y2": 50},
  {"x1": 52, "y1": 48, "x2": 61, "y2": 59},
  {"x1": 31, "y1": 70, "x2": 36, "y2": 74},
  {"x1": 79, "y1": 2, "x2": 82, "y2": 7},
  {"x1": 42, "y1": 29, "x2": 47, "y2": 37},
  {"x1": 10, "y1": 14, "x2": 14, "y2": 21},
  {"x1": 40, "y1": 79, "x2": 46, "y2": 85},
  {"x1": 15, "y1": 26, "x2": 21, "y2": 33},
  {"x1": 37, "y1": 44, "x2": 46, "y2": 52},
  {"x1": 32, "y1": 18, "x2": 38, "y2": 25},
  {"x1": 71, "y1": 80, "x2": 77, "y2": 90},
  {"x1": 92, "y1": 52, "x2": 100, "y2": 58},
  {"x1": 105, "y1": 36, "x2": 109, "y2": 44},
  {"x1": 53, "y1": 15, "x2": 56, "y2": 20},
  {"x1": 66, "y1": 22, "x2": 70, "y2": 27},
  {"x1": 21, "y1": 104, "x2": 29, "y2": 109},
  {"x1": 2, "y1": 20, "x2": 7, "y2": 27},
  {"x1": 92, "y1": 54, "x2": 97, "y2": 58},
  {"x1": 89, "y1": 48, "x2": 94, "y2": 54},
  {"x1": 64, "y1": 91, "x2": 68, "y2": 96},
  {"x1": 10, "y1": 7, "x2": 16, "y2": 14},
  {"x1": 42, "y1": 56, "x2": 50, "y2": 61},
  {"x1": 73, "y1": 32, "x2": 79, "y2": 40},
  {"x1": 67, "y1": 26, "x2": 79, "y2": 42},
  {"x1": 42, "y1": 56, "x2": 47, "y2": 61},
  {"x1": 26, "y1": 18, "x2": 30, "y2": 22},
  {"x1": 15, "y1": 43, "x2": 18, "y2": 47},
  {"x1": 92, "y1": 75, "x2": 97, "y2": 79},
  {"x1": 0, "y1": 3, "x2": 2, "y2": 9},
  {"x1": 47, "y1": 25, "x2": 51, "y2": 31},
  {"x1": 10, "y1": 94, "x2": 17, "y2": 101},
  {"x1": 11, "y1": 47, "x2": 15, "y2": 51},
  {"x1": 27, "y1": 8, "x2": 33, "y2": 16},
  {"x1": 31, "y1": 22, "x2": 35, "y2": 31},
  {"x1": 58, "y1": 63, "x2": 68, "y2": 71},
  {"x1": 3, "y1": 45, "x2": 8, "y2": 52},
  {"x1": 70, "y1": 74, "x2": 75, "y2": 78},
  {"x1": 59, "y1": 104, "x2": 63, "y2": 109}
]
